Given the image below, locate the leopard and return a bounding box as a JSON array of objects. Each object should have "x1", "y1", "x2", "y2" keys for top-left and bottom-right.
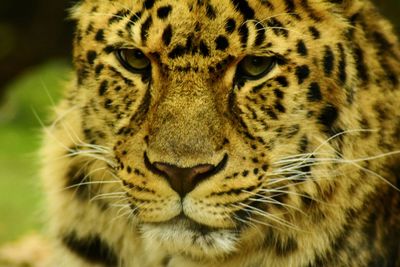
[{"x1": 41, "y1": 0, "x2": 400, "y2": 266}]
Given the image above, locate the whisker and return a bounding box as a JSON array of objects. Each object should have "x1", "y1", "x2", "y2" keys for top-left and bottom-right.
[
  {"x1": 90, "y1": 192, "x2": 126, "y2": 202},
  {"x1": 232, "y1": 203, "x2": 301, "y2": 232}
]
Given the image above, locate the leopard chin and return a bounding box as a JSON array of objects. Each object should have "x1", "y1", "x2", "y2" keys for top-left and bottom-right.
[{"x1": 140, "y1": 215, "x2": 240, "y2": 260}]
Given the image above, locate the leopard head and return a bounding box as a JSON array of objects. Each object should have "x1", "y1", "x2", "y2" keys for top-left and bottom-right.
[{"x1": 68, "y1": 0, "x2": 399, "y2": 260}]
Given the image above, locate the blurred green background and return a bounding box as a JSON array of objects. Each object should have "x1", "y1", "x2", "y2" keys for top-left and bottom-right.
[{"x1": 0, "y1": 0, "x2": 399, "y2": 245}]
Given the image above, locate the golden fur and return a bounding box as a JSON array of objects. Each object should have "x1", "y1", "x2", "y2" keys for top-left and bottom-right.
[{"x1": 42, "y1": 0, "x2": 400, "y2": 266}]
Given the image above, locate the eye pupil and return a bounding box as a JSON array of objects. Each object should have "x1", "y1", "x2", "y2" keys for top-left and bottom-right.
[
  {"x1": 134, "y1": 50, "x2": 145, "y2": 59},
  {"x1": 252, "y1": 58, "x2": 263, "y2": 66}
]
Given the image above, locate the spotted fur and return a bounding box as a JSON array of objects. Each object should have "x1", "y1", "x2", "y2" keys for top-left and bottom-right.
[{"x1": 42, "y1": 0, "x2": 400, "y2": 266}]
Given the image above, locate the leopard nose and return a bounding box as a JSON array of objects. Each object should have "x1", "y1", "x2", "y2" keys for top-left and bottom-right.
[{"x1": 145, "y1": 154, "x2": 228, "y2": 197}]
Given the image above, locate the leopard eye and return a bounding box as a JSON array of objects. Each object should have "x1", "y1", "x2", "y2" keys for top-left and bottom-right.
[
  {"x1": 237, "y1": 55, "x2": 275, "y2": 80},
  {"x1": 116, "y1": 49, "x2": 151, "y2": 73}
]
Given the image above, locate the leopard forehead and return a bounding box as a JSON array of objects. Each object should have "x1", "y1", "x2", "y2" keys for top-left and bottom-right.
[{"x1": 72, "y1": 0, "x2": 346, "y2": 68}]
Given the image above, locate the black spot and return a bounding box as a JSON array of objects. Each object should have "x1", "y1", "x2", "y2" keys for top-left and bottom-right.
[
  {"x1": 298, "y1": 135, "x2": 308, "y2": 153},
  {"x1": 144, "y1": 0, "x2": 155, "y2": 9},
  {"x1": 128, "y1": 88, "x2": 151, "y2": 133},
  {"x1": 199, "y1": 40, "x2": 210, "y2": 57},
  {"x1": 127, "y1": 166, "x2": 132, "y2": 173},
  {"x1": 300, "y1": 0, "x2": 321, "y2": 21},
  {"x1": 225, "y1": 18, "x2": 236, "y2": 34},
  {"x1": 265, "y1": 107, "x2": 278, "y2": 120},
  {"x1": 95, "y1": 64, "x2": 104, "y2": 76},
  {"x1": 85, "y1": 23, "x2": 94, "y2": 35},
  {"x1": 382, "y1": 63, "x2": 398, "y2": 86},
  {"x1": 162, "y1": 24, "x2": 173, "y2": 46},
  {"x1": 307, "y1": 82, "x2": 322, "y2": 101},
  {"x1": 318, "y1": 104, "x2": 338, "y2": 132},
  {"x1": 262, "y1": 164, "x2": 269, "y2": 171},
  {"x1": 62, "y1": 232, "x2": 117, "y2": 266},
  {"x1": 323, "y1": 46, "x2": 335, "y2": 76},
  {"x1": 141, "y1": 16, "x2": 153, "y2": 43},
  {"x1": 168, "y1": 45, "x2": 186, "y2": 59},
  {"x1": 126, "y1": 12, "x2": 142, "y2": 30},
  {"x1": 95, "y1": 29, "x2": 105, "y2": 42},
  {"x1": 65, "y1": 165, "x2": 89, "y2": 199},
  {"x1": 162, "y1": 255, "x2": 172, "y2": 267},
  {"x1": 194, "y1": 22, "x2": 201, "y2": 32},
  {"x1": 275, "y1": 102, "x2": 286, "y2": 113},
  {"x1": 99, "y1": 80, "x2": 108, "y2": 96},
  {"x1": 337, "y1": 43, "x2": 347, "y2": 84},
  {"x1": 261, "y1": 0, "x2": 274, "y2": 9},
  {"x1": 270, "y1": 192, "x2": 287, "y2": 206},
  {"x1": 77, "y1": 67, "x2": 89, "y2": 85},
  {"x1": 215, "y1": 56, "x2": 233, "y2": 70},
  {"x1": 251, "y1": 82, "x2": 266, "y2": 93},
  {"x1": 103, "y1": 45, "x2": 114, "y2": 54},
  {"x1": 374, "y1": 103, "x2": 388, "y2": 121},
  {"x1": 308, "y1": 253, "x2": 328, "y2": 267},
  {"x1": 254, "y1": 21, "x2": 266, "y2": 46},
  {"x1": 109, "y1": 9, "x2": 130, "y2": 25},
  {"x1": 86, "y1": 50, "x2": 97, "y2": 65},
  {"x1": 349, "y1": 12, "x2": 360, "y2": 27},
  {"x1": 275, "y1": 76, "x2": 288, "y2": 87},
  {"x1": 215, "y1": 35, "x2": 229, "y2": 51},
  {"x1": 157, "y1": 5, "x2": 172, "y2": 19},
  {"x1": 284, "y1": 0, "x2": 295, "y2": 13},
  {"x1": 309, "y1": 26, "x2": 320, "y2": 39},
  {"x1": 274, "y1": 89, "x2": 284, "y2": 99},
  {"x1": 238, "y1": 24, "x2": 249, "y2": 47},
  {"x1": 185, "y1": 34, "x2": 194, "y2": 52},
  {"x1": 104, "y1": 99, "x2": 112, "y2": 109},
  {"x1": 354, "y1": 46, "x2": 369, "y2": 84},
  {"x1": 301, "y1": 193, "x2": 315, "y2": 209},
  {"x1": 372, "y1": 31, "x2": 393, "y2": 54},
  {"x1": 267, "y1": 18, "x2": 288, "y2": 37},
  {"x1": 275, "y1": 237, "x2": 298, "y2": 256},
  {"x1": 296, "y1": 40, "x2": 307, "y2": 56},
  {"x1": 206, "y1": 4, "x2": 217, "y2": 19},
  {"x1": 295, "y1": 65, "x2": 310, "y2": 84},
  {"x1": 231, "y1": 0, "x2": 255, "y2": 20}
]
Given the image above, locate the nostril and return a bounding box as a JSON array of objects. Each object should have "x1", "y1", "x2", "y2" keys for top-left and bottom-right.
[
  {"x1": 144, "y1": 153, "x2": 228, "y2": 197},
  {"x1": 154, "y1": 163, "x2": 214, "y2": 197}
]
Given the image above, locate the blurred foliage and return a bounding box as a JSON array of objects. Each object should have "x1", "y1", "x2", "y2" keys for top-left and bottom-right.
[
  {"x1": 0, "y1": 60, "x2": 71, "y2": 243},
  {"x1": 0, "y1": 0, "x2": 74, "y2": 96}
]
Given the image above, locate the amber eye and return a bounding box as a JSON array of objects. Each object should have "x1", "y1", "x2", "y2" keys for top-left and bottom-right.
[
  {"x1": 237, "y1": 55, "x2": 275, "y2": 80},
  {"x1": 116, "y1": 49, "x2": 151, "y2": 73}
]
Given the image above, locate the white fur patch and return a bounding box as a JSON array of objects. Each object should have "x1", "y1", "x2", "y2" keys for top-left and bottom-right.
[{"x1": 140, "y1": 219, "x2": 239, "y2": 260}]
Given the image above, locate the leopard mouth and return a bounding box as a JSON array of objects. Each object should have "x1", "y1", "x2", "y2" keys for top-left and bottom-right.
[
  {"x1": 160, "y1": 213, "x2": 226, "y2": 233},
  {"x1": 140, "y1": 213, "x2": 241, "y2": 259}
]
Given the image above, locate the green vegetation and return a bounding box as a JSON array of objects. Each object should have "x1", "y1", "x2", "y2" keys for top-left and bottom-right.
[{"x1": 0, "y1": 60, "x2": 71, "y2": 244}]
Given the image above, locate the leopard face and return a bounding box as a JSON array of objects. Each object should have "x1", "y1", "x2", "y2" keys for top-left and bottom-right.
[{"x1": 48, "y1": 0, "x2": 400, "y2": 264}]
